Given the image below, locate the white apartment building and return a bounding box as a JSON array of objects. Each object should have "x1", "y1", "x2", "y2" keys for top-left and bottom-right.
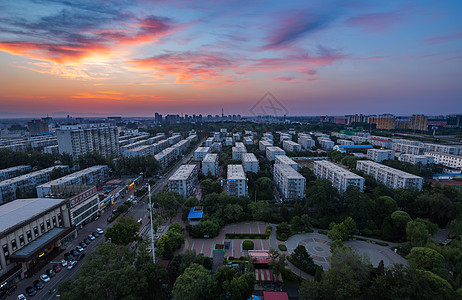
[
  {"x1": 337, "y1": 139, "x2": 355, "y2": 146},
  {"x1": 167, "y1": 135, "x2": 182, "y2": 145},
  {"x1": 44, "y1": 145, "x2": 59, "y2": 154},
  {"x1": 279, "y1": 133, "x2": 292, "y2": 143},
  {"x1": 425, "y1": 152, "x2": 462, "y2": 171},
  {"x1": 259, "y1": 140, "x2": 273, "y2": 151},
  {"x1": 212, "y1": 142, "x2": 222, "y2": 152},
  {"x1": 392, "y1": 143, "x2": 426, "y2": 155},
  {"x1": 266, "y1": 146, "x2": 286, "y2": 161},
  {"x1": 313, "y1": 160, "x2": 364, "y2": 194},
  {"x1": 225, "y1": 137, "x2": 233, "y2": 146},
  {"x1": 399, "y1": 154, "x2": 435, "y2": 165},
  {"x1": 351, "y1": 136, "x2": 368, "y2": 144},
  {"x1": 0, "y1": 166, "x2": 69, "y2": 205},
  {"x1": 298, "y1": 137, "x2": 315, "y2": 149},
  {"x1": 155, "y1": 147, "x2": 176, "y2": 168},
  {"x1": 36, "y1": 165, "x2": 109, "y2": 198},
  {"x1": 0, "y1": 166, "x2": 31, "y2": 181},
  {"x1": 244, "y1": 137, "x2": 253, "y2": 145},
  {"x1": 331, "y1": 132, "x2": 349, "y2": 139},
  {"x1": 319, "y1": 139, "x2": 334, "y2": 150},
  {"x1": 168, "y1": 164, "x2": 198, "y2": 198},
  {"x1": 356, "y1": 160, "x2": 423, "y2": 190},
  {"x1": 368, "y1": 137, "x2": 393, "y2": 148},
  {"x1": 242, "y1": 153, "x2": 259, "y2": 173},
  {"x1": 233, "y1": 133, "x2": 241, "y2": 142},
  {"x1": 263, "y1": 133, "x2": 273, "y2": 140},
  {"x1": 367, "y1": 149, "x2": 395, "y2": 162},
  {"x1": 273, "y1": 164, "x2": 306, "y2": 200},
  {"x1": 205, "y1": 137, "x2": 214, "y2": 147},
  {"x1": 424, "y1": 143, "x2": 461, "y2": 155},
  {"x1": 202, "y1": 154, "x2": 219, "y2": 176},
  {"x1": 275, "y1": 155, "x2": 299, "y2": 171},
  {"x1": 283, "y1": 140, "x2": 302, "y2": 152},
  {"x1": 391, "y1": 139, "x2": 423, "y2": 146},
  {"x1": 227, "y1": 165, "x2": 247, "y2": 197},
  {"x1": 56, "y1": 126, "x2": 120, "y2": 158},
  {"x1": 232, "y1": 146, "x2": 247, "y2": 160},
  {"x1": 194, "y1": 147, "x2": 211, "y2": 161}
]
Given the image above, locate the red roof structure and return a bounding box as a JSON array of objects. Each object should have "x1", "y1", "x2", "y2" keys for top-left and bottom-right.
[
  {"x1": 369, "y1": 138, "x2": 391, "y2": 143},
  {"x1": 263, "y1": 291, "x2": 289, "y2": 300},
  {"x1": 254, "y1": 269, "x2": 282, "y2": 283}
]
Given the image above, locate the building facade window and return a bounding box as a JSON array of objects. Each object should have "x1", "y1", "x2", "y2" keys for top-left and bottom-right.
[
  {"x1": 34, "y1": 226, "x2": 39, "y2": 237},
  {"x1": 46, "y1": 219, "x2": 51, "y2": 229},
  {"x1": 27, "y1": 230, "x2": 32, "y2": 241},
  {"x1": 2, "y1": 244, "x2": 9, "y2": 266},
  {"x1": 52, "y1": 216, "x2": 57, "y2": 227},
  {"x1": 40, "y1": 223, "x2": 45, "y2": 233},
  {"x1": 19, "y1": 235, "x2": 25, "y2": 246},
  {"x1": 58, "y1": 214, "x2": 62, "y2": 227},
  {"x1": 11, "y1": 239, "x2": 17, "y2": 251}
]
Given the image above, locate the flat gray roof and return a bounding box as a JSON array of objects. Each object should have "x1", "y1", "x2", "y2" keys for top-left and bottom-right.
[{"x1": 0, "y1": 198, "x2": 67, "y2": 235}]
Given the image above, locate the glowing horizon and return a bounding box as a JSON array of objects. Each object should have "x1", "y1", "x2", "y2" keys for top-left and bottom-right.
[{"x1": 0, "y1": 0, "x2": 461, "y2": 117}]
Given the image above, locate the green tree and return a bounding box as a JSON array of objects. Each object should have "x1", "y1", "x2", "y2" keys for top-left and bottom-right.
[
  {"x1": 255, "y1": 177, "x2": 274, "y2": 200},
  {"x1": 248, "y1": 201, "x2": 269, "y2": 221},
  {"x1": 206, "y1": 266, "x2": 255, "y2": 300},
  {"x1": 105, "y1": 216, "x2": 140, "y2": 245},
  {"x1": 407, "y1": 247, "x2": 448, "y2": 279},
  {"x1": 156, "y1": 223, "x2": 185, "y2": 259},
  {"x1": 406, "y1": 219, "x2": 431, "y2": 247},
  {"x1": 268, "y1": 248, "x2": 287, "y2": 277},
  {"x1": 288, "y1": 245, "x2": 321, "y2": 275},
  {"x1": 172, "y1": 263, "x2": 209, "y2": 300}
]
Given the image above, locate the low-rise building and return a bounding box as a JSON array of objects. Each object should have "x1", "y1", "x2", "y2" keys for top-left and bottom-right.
[
  {"x1": 266, "y1": 146, "x2": 285, "y2": 161},
  {"x1": 205, "y1": 137, "x2": 214, "y2": 147},
  {"x1": 367, "y1": 149, "x2": 395, "y2": 162},
  {"x1": 313, "y1": 160, "x2": 364, "y2": 193},
  {"x1": 283, "y1": 140, "x2": 302, "y2": 152},
  {"x1": 232, "y1": 146, "x2": 247, "y2": 160},
  {"x1": 259, "y1": 140, "x2": 273, "y2": 151},
  {"x1": 227, "y1": 165, "x2": 247, "y2": 197},
  {"x1": 244, "y1": 137, "x2": 253, "y2": 145},
  {"x1": 368, "y1": 137, "x2": 393, "y2": 148},
  {"x1": 425, "y1": 152, "x2": 462, "y2": 171},
  {"x1": 225, "y1": 137, "x2": 233, "y2": 146},
  {"x1": 0, "y1": 166, "x2": 31, "y2": 181},
  {"x1": 202, "y1": 154, "x2": 219, "y2": 176},
  {"x1": 273, "y1": 164, "x2": 305, "y2": 200},
  {"x1": 424, "y1": 143, "x2": 461, "y2": 155},
  {"x1": 275, "y1": 155, "x2": 299, "y2": 171},
  {"x1": 337, "y1": 139, "x2": 355, "y2": 146},
  {"x1": 194, "y1": 147, "x2": 211, "y2": 162},
  {"x1": 399, "y1": 154, "x2": 435, "y2": 165},
  {"x1": 392, "y1": 143, "x2": 426, "y2": 155},
  {"x1": 356, "y1": 160, "x2": 423, "y2": 190},
  {"x1": 168, "y1": 165, "x2": 198, "y2": 198},
  {"x1": 319, "y1": 139, "x2": 334, "y2": 150},
  {"x1": 242, "y1": 153, "x2": 259, "y2": 173},
  {"x1": 298, "y1": 137, "x2": 315, "y2": 149}
]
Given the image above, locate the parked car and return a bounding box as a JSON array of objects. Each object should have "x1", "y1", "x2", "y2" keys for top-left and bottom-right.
[
  {"x1": 60, "y1": 259, "x2": 68, "y2": 267},
  {"x1": 7, "y1": 285, "x2": 17, "y2": 295},
  {"x1": 67, "y1": 261, "x2": 77, "y2": 270},
  {"x1": 76, "y1": 253, "x2": 86, "y2": 261},
  {"x1": 71, "y1": 249, "x2": 79, "y2": 257},
  {"x1": 17, "y1": 293, "x2": 27, "y2": 300},
  {"x1": 84, "y1": 238, "x2": 91, "y2": 244},
  {"x1": 0, "y1": 289, "x2": 6, "y2": 299},
  {"x1": 25, "y1": 286, "x2": 36, "y2": 297},
  {"x1": 33, "y1": 280, "x2": 44, "y2": 290},
  {"x1": 76, "y1": 246, "x2": 84, "y2": 252},
  {"x1": 64, "y1": 253, "x2": 73, "y2": 261},
  {"x1": 40, "y1": 274, "x2": 50, "y2": 283},
  {"x1": 88, "y1": 234, "x2": 95, "y2": 241},
  {"x1": 46, "y1": 268, "x2": 55, "y2": 277},
  {"x1": 96, "y1": 228, "x2": 104, "y2": 234},
  {"x1": 53, "y1": 264, "x2": 61, "y2": 273},
  {"x1": 92, "y1": 232, "x2": 99, "y2": 238},
  {"x1": 79, "y1": 242, "x2": 87, "y2": 248}
]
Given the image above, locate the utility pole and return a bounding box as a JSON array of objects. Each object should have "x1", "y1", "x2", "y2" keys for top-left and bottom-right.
[{"x1": 147, "y1": 184, "x2": 155, "y2": 264}]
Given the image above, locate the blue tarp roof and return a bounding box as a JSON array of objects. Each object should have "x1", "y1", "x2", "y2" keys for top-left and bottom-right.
[
  {"x1": 188, "y1": 207, "x2": 203, "y2": 219},
  {"x1": 336, "y1": 145, "x2": 373, "y2": 149}
]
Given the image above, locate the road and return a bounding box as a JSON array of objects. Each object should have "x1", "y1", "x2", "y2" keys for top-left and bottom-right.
[{"x1": 9, "y1": 138, "x2": 205, "y2": 300}]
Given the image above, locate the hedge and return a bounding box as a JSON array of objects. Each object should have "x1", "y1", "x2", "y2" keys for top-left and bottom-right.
[
  {"x1": 278, "y1": 244, "x2": 287, "y2": 251},
  {"x1": 225, "y1": 233, "x2": 268, "y2": 239},
  {"x1": 242, "y1": 240, "x2": 254, "y2": 250}
]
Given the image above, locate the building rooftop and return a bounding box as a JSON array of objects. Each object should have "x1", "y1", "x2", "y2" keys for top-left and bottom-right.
[
  {"x1": 274, "y1": 164, "x2": 304, "y2": 179},
  {"x1": 228, "y1": 165, "x2": 246, "y2": 180},
  {"x1": 0, "y1": 165, "x2": 68, "y2": 187},
  {"x1": 369, "y1": 138, "x2": 392, "y2": 143},
  {"x1": 36, "y1": 165, "x2": 107, "y2": 188},
  {"x1": 0, "y1": 198, "x2": 67, "y2": 234},
  {"x1": 195, "y1": 147, "x2": 211, "y2": 153},
  {"x1": 314, "y1": 160, "x2": 364, "y2": 179},
  {"x1": 275, "y1": 155, "x2": 297, "y2": 165},
  {"x1": 358, "y1": 160, "x2": 423, "y2": 179},
  {"x1": 187, "y1": 207, "x2": 203, "y2": 219},
  {"x1": 202, "y1": 153, "x2": 218, "y2": 163},
  {"x1": 337, "y1": 145, "x2": 374, "y2": 149},
  {"x1": 242, "y1": 153, "x2": 258, "y2": 162},
  {"x1": 169, "y1": 165, "x2": 197, "y2": 181},
  {"x1": 266, "y1": 146, "x2": 285, "y2": 152},
  {"x1": 0, "y1": 165, "x2": 30, "y2": 174},
  {"x1": 426, "y1": 151, "x2": 462, "y2": 159}
]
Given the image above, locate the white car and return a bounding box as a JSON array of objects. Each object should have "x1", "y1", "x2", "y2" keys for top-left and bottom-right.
[
  {"x1": 96, "y1": 228, "x2": 104, "y2": 234},
  {"x1": 40, "y1": 274, "x2": 50, "y2": 283},
  {"x1": 76, "y1": 246, "x2": 84, "y2": 252},
  {"x1": 88, "y1": 234, "x2": 95, "y2": 241},
  {"x1": 60, "y1": 259, "x2": 67, "y2": 267},
  {"x1": 17, "y1": 294, "x2": 27, "y2": 300},
  {"x1": 67, "y1": 261, "x2": 77, "y2": 270}
]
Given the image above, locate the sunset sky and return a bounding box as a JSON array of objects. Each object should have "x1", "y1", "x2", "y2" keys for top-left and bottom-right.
[{"x1": 0, "y1": 0, "x2": 461, "y2": 117}]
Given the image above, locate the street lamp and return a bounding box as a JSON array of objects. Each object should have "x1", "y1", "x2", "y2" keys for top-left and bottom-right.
[{"x1": 147, "y1": 183, "x2": 156, "y2": 264}]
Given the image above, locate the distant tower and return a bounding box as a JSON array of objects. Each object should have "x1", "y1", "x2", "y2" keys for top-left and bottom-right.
[{"x1": 222, "y1": 107, "x2": 224, "y2": 119}]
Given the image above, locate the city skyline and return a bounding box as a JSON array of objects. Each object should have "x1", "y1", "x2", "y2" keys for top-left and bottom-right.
[{"x1": 0, "y1": 0, "x2": 461, "y2": 117}]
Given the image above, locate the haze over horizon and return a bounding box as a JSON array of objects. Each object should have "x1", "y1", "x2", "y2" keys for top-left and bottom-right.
[{"x1": 0, "y1": 0, "x2": 461, "y2": 117}]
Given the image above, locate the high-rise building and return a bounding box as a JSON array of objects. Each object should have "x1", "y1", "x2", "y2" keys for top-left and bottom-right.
[
  {"x1": 27, "y1": 120, "x2": 49, "y2": 136},
  {"x1": 56, "y1": 126, "x2": 120, "y2": 158},
  {"x1": 369, "y1": 114, "x2": 395, "y2": 130},
  {"x1": 410, "y1": 115, "x2": 428, "y2": 131}
]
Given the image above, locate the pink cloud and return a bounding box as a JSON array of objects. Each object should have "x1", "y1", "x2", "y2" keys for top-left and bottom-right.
[
  {"x1": 272, "y1": 77, "x2": 295, "y2": 81},
  {"x1": 424, "y1": 32, "x2": 462, "y2": 45},
  {"x1": 348, "y1": 11, "x2": 404, "y2": 33}
]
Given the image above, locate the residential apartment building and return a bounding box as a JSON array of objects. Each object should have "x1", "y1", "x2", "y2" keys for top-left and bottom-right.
[
  {"x1": 273, "y1": 164, "x2": 306, "y2": 200},
  {"x1": 275, "y1": 155, "x2": 299, "y2": 171},
  {"x1": 424, "y1": 143, "x2": 460, "y2": 155},
  {"x1": 392, "y1": 143, "x2": 426, "y2": 155},
  {"x1": 0, "y1": 166, "x2": 69, "y2": 205},
  {"x1": 259, "y1": 140, "x2": 273, "y2": 151},
  {"x1": 368, "y1": 137, "x2": 393, "y2": 148},
  {"x1": 168, "y1": 165, "x2": 198, "y2": 198},
  {"x1": 205, "y1": 137, "x2": 214, "y2": 147},
  {"x1": 298, "y1": 137, "x2": 315, "y2": 149},
  {"x1": 36, "y1": 165, "x2": 109, "y2": 198},
  {"x1": 56, "y1": 126, "x2": 120, "y2": 158},
  {"x1": 369, "y1": 114, "x2": 395, "y2": 130},
  {"x1": 266, "y1": 146, "x2": 286, "y2": 161},
  {"x1": 356, "y1": 160, "x2": 423, "y2": 190},
  {"x1": 319, "y1": 139, "x2": 334, "y2": 150},
  {"x1": 283, "y1": 140, "x2": 302, "y2": 152},
  {"x1": 194, "y1": 147, "x2": 211, "y2": 161},
  {"x1": 0, "y1": 166, "x2": 31, "y2": 182},
  {"x1": 367, "y1": 149, "x2": 395, "y2": 162},
  {"x1": 399, "y1": 154, "x2": 435, "y2": 165},
  {"x1": 232, "y1": 146, "x2": 247, "y2": 160},
  {"x1": 227, "y1": 165, "x2": 247, "y2": 197},
  {"x1": 0, "y1": 198, "x2": 73, "y2": 284},
  {"x1": 313, "y1": 160, "x2": 364, "y2": 194},
  {"x1": 242, "y1": 153, "x2": 259, "y2": 173},
  {"x1": 202, "y1": 154, "x2": 219, "y2": 176},
  {"x1": 351, "y1": 136, "x2": 368, "y2": 144},
  {"x1": 244, "y1": 137, "x2": 253, "y2": 145},
  {"x1": 410, "y1": 115, "x2": 428, "y2": 131},
  {"x1": 425, "y1": 152, "x2": 462, "y2": 171}
]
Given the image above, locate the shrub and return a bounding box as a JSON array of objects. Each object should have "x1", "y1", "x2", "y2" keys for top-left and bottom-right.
[
  {"x1": 242, "y1": 240, "x2": 254, "y2": 250},
  {"x1": 215, "y1": 244, "x2": 224, "y2": 249},
  {"x1": 278, "y1": 244, "x2": 287, "y2": 251},
  {"x1": 277, "y1": 233, "x2": 288, "y2": 241}
]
